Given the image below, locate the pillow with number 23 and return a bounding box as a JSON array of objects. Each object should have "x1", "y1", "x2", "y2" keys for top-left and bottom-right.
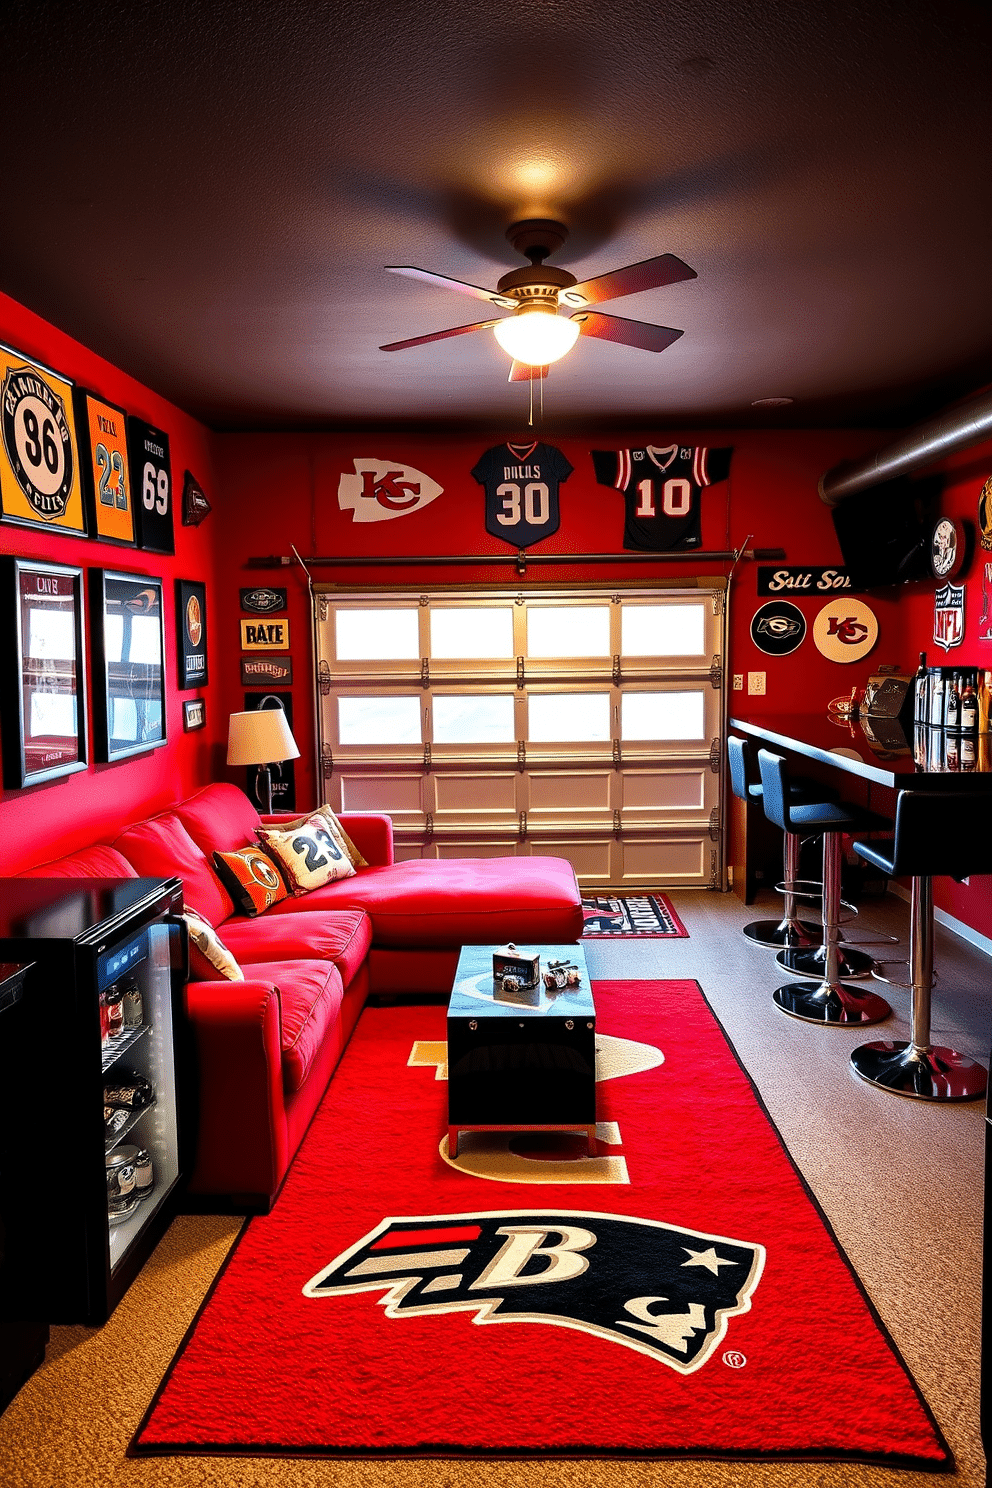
[{"x1": 255, "y1": 813, "x2": 357, "y2": 895}]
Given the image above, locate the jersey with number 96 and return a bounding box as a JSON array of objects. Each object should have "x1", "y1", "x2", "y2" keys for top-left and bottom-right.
[
  {"x1": 471, "y1": 441, "x2": 574, "y2": 549},
  {"x1": 591, "y1": 443, "x2": 733, "y2": 552}
]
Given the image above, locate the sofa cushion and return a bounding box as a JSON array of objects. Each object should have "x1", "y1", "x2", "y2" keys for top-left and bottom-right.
[
  {"x1": 115, "y1": 814, "x2": 233, "y2": 927},
  {"x1": 19, "y1": 845, "x2": 138, "y2": 879},
  {"x1": 184, "y1": 908, "x2": 245, "y2": 981},
  {"x1": 255, "y1": 816, "x2": 356, "y2": 894},
  {"x1": 212, "y1": 845, "x2": 289, "y2": 916},
  {"x1": 176, "y1": 781, "x2": 263, "y2": 856},
  {"x1": 220, "y1": 909, "x2": 372, "y2": 988},
  {"x1": 273, "y1": 804, "x2": 368, "y2": 869},
  {"x1": 243, "y1": 958, "x2": 344, "y2": 1093},
  {"x1": 259, "y1": 856, "x2": 584, "y2": 948}
]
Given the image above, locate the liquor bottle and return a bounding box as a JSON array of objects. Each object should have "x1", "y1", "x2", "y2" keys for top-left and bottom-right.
[
  {"x1": 960, "y1": 670, "x2": 979, "y2": 734},
  {"x1": 914, "y1": 650, "x2": 928, "y2": 723},
  {"x1": 929, "y1": 668, "x2": 945, "y2": 727},
  {"x1": 944, "y1": 671, "x2": 962, "y2": 731}
]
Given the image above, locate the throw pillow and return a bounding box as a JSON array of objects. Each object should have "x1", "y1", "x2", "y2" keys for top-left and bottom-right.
[
  {"x1": 255, "y1": 815, "x2": 357, "y2": 895},
  {"x1": 212, "y1": 845, "x2": 289, "y2": 917},
  {"x1": 183, "y1": 906, "x2": 245, "y2": 981},
  {"x1": 269, "y1": 804, "x2": 368, "y2": 870}
]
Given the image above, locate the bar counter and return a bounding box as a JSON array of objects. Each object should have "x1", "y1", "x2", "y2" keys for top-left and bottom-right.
[{"x1": 729, "y1": 712, "x2": 992, "y2": 791}]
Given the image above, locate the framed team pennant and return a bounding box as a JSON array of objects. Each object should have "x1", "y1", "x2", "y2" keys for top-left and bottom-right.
[
  {"x1": 76, "y1": 390, "x2": 135, "y2": 545},
  {"x1": 0, "y1": 343, "x2": 87, "y2": 537}
]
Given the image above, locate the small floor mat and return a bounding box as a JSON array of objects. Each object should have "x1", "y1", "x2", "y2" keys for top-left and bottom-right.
[{"x1": 581, "y1": 894, "x2": 688, "y2": 938}]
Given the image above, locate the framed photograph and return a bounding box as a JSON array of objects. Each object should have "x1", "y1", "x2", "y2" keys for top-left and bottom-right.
[
  {"x1": 175, "y1": 578, "x2": 208, "y2": 688},
  {"x1": 90, "y1": 569, "x2": 167, "y2": 762},
  {"x1": 75, "y1": 389, "x2": 135, "y2": 545},
  {"x1": 0, "y1": 343, "x2": 87, "y2": 537},
  {"x1": 183, "y1": 697, "x2": 206, "y2": 732},
  {"x1": 0, "y1": 557, "x2": 88, "y2": 788},
  {"x1": 128, "y1": 417, "x2": 174, "y2": 554}
]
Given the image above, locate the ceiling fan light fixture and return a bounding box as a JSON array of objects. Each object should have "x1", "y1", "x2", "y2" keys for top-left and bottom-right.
[{"x1": 493, "y1": 305, "x2": 581, "y2": 366}]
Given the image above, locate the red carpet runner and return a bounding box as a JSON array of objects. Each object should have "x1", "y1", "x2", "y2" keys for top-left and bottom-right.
[{"x1": 134, "y1": 981, "x2": 950, "y2": 1467}]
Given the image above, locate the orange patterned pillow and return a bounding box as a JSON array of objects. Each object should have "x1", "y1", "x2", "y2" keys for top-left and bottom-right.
[
  {"x1": 212, "y1": 845, "x2": 289, "y2": 917},
  {"x1": 255, "y1": 815, "x2": 357, "y2": 895}
]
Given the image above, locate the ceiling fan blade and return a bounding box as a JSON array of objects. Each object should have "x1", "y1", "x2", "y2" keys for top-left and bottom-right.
[
  {"x1": 380, "y1": 318, "x2": 503, "y2": 352},
  {"x1": 562, "y1": 253, "x2": 697, "y2": 307},
  {"x1": 386, "y1": 266, "x2": 516, "y2": 309},
  {"x1": 508, "y1": 361, "x2": 549, "y2": 382},
  {"x1": 572, "y1": 312, "x2": 684, "y2": 353}
]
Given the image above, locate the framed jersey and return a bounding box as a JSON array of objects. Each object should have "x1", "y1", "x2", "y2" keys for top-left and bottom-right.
[
  {"x1": 128, "y1": 417, "x2": 174, "y2": 554},
  {"x1": 0, "y1": 344, "x2": 87, "y2": 537},
  {"x1": 592, "y1": 443, "x2": 733, "y2": 551},
  {"x1": 471, "y1": 441, "x2": 574, "y2": 549},
  {"x1": 76, "y1": 390, "x2": 135, "y2": 546}
]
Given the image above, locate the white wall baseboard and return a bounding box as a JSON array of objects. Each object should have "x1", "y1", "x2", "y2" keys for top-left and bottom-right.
[{"x1": 886, "y1": 881, "x2": 992, "y2": 959}]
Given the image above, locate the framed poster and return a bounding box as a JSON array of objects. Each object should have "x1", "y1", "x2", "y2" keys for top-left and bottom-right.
[
  {"x1": 243, "y1": 691, "x2": 296, "y2": 811},
  {"x1": 89, "y1": 569, "x2": 167, "y2": 762},
  {"x1": 183, "y1": 697, "x2": 206, "y2": 732},
  {"x1": 128, "y1": 417, "x2": 174, "y2": 554},
  {"x1": 75, "y1": 389, "x2": 135, "y2": 545},
  {"x1": 0, "y1": 557, "x2": 88, "y2": 788},
  {"x1": 241, "y1": 617, "x2": 289, "y2": 650},
  {"x1": 0, "y1": 344, "x2": 87, "y2": 537},
  {"x1": 175, "y1": 578, "x2": 208, "y2": 688}
]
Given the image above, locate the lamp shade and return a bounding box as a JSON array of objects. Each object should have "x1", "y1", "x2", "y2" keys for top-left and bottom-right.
[
  {"x1": 226, "y1": 708, "x2": 300, "y2": 767},
  {"x1": 493, "y1": 306, "x2": 581, "y2": 367}
]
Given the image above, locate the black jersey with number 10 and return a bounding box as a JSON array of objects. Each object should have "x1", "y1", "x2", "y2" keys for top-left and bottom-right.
[
  {"x1": 591, "y1": 443, "x2": 733, "y2": 552},
  {"x1": 471, "y1": 441, "x2": 574, "y2": 549}
]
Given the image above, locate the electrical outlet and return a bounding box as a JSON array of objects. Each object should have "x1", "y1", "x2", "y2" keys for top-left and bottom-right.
[
  {"x1": 733, "y1": 674, "x2": 744, "y2": 691},
  {"x1": 748, "y1": 671, "x2": 766, "y2": 695}
]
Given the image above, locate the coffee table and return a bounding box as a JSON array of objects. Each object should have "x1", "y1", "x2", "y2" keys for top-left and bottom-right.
[{"x1": 446, "y1": 942, "x2": 596, "y2": 1157}]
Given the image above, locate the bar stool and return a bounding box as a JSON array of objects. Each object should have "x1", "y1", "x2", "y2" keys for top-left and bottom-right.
[
  {"x1": 849, "y1": 791, "x2": 989, "y2": 1100},
  {"x1": 757, "y1": 748, "x2": 892, "y2": 1025},
  {"x1": 727, "y1": 734, "x2": 828, "y2": 948}
]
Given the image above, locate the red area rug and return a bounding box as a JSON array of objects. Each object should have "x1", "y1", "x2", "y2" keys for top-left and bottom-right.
[
  {"x1": 133, "y1": 982, "x2": 950, "y2": 1467},
  {"x1": 581, "y1": 894, "x2": 688, "y2": 937}
]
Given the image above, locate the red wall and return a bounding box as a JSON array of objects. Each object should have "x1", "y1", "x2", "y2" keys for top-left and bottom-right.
[{"x1": 0, "y1": 290, "x2": 220, "y2": 873}]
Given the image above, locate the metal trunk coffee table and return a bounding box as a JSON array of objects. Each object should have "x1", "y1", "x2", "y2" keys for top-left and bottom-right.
[{"x1": 446, "y1": 942, "x2": 596, "y2": 1157}]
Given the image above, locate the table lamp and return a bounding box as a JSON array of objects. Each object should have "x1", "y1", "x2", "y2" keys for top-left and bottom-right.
[{"x1": 227, "y1": 707, "x2": 300, "y2": 814}]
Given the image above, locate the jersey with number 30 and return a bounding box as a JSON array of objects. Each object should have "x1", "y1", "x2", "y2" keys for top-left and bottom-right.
[
  {"x1": 471, "y1": 441, "x2": 574, "y2": 548},
  {"x1": 591, "y1": 443, "x2": 733, "y2": 551}
]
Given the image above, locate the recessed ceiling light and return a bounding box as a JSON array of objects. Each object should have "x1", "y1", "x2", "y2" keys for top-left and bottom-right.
[{"x1": 751, "y1": 397, "x2": 794, "y2": 407}]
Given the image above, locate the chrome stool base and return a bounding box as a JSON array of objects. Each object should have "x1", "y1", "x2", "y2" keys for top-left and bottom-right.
[
  {"x1": 743, "y1": 917, "x2": 821, "y2": 949},
  {"x1": 775, "y1": 943, "x2": 876, "y2": 979},
  {"x1": 774, "y1": 979, "x2": 891, "y2": 1025},
  {"x1": 850, "y1": 1040, "x2": 988, "y2": 1100}
]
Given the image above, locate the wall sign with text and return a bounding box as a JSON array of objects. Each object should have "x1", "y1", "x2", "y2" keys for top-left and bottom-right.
[
  {"x1": 0, "y1": 344, "x2": 86, "y2": 537},
  {"x1": 241, "y1": 618, "x2": 290, "y2": 650},
  {"x1": 241, "y1": 655, "x2": 293, "y2": 685},
  {"x1": 240, "y1": 586, "x2": 287, "y2": 614},
  {"x1": 756, "y1": 566, "x2": 854, "y2": 596},
  {"x1": 128, "y1": 417, "x2": 174, "y2": 554}
]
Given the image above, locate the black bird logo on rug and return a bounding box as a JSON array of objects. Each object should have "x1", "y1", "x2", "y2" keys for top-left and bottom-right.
[{"x1": 304, "y1": 1209, "x2": 764, "y2": 1373}]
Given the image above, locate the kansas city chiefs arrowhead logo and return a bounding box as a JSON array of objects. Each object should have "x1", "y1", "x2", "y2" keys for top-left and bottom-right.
[
  {"x1": 304, "y1": 1209, "x2": 764, "y2": 1373},
  {"x1": 338, "y1": 458, "x2": 443, "y2": 522}
]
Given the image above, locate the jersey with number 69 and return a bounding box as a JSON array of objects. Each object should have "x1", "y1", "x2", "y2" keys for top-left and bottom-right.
[
  {"x1": 471, "y1": 441, "x2": 574, "y2": 549},
  {"x1": 591, "y1": 443, "x2": 733, "y2": 552}
]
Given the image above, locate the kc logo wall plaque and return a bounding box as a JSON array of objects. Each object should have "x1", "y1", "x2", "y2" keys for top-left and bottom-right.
[
  {"x1": 812, "y1": 598, "x2": 878, "y2": 662},
  {"x1": 338, "y1": 458, "x2": 443, "y2": 522}
]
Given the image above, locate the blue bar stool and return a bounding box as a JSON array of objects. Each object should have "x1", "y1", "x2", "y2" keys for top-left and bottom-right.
[
  {"x1": 757, "y1": 748, "x2": 892, "y2": 1025},
  {"x1": 849, "y1": 791, "x2": 989, "y2": 1100},
  {"x1": 728, "y1": 734, "x2": 829, "y2": 948}
]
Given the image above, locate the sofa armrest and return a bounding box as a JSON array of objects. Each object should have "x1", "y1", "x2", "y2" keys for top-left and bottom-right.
[
  {"x1": 339, "y1": 813, "x2": 393, "y2": 867},
  {"x1": 183, "y1": 977, "x2": 288, "y2": 1199}
]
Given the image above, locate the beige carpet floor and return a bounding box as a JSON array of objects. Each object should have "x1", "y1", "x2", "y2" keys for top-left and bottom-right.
[{"x1": 0, "y1": 887, "x2": 986, "y2": 1488}]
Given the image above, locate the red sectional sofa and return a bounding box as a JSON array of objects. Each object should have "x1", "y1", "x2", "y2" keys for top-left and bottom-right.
[{"x1": 19, "y1": 783, "x2": 583, "y2": 1209}]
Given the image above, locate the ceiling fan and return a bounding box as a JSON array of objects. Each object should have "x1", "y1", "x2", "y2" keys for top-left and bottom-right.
[{"x1": 380, "y1": 219, "x2": 696, "y2": 382}]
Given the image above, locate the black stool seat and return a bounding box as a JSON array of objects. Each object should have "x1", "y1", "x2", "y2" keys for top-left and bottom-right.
[
  {"x1": 849, "y1": 791, "x2": 989, "y2": 1101},
  {"x1": 727, "y1": 735, "x2": 834, "y2": 949},
  {"x1": 758, "y1": 748, "x2": 892, "y2": 1025}
]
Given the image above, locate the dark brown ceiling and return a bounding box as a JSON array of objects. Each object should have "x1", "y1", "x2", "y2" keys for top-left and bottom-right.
[{"x1": 2, "y1": 1, "x2": 991, "y2": 432}]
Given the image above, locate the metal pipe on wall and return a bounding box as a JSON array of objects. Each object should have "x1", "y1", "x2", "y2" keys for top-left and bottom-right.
[{"x1": 819, "y1": 387, "x2": 992, "y2": 506}]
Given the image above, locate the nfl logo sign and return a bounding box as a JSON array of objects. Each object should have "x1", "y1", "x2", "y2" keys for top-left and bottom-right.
[{"x1": 933, "y1": 582, "x2": 965, "y2": 651}]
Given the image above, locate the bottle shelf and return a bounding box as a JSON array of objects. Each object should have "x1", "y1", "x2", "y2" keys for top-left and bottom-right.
[
  {"x1": 105, "y1": 1099, "x2": 155, "y2": 1155},
  {"x1": 101, "y1": 1022, "x2": 149, "y2": 1074}
]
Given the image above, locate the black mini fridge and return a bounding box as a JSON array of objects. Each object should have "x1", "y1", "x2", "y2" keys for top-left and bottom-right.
[{"x1": 0, "y1": 877, "x2": 188, "y2": 1325}]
